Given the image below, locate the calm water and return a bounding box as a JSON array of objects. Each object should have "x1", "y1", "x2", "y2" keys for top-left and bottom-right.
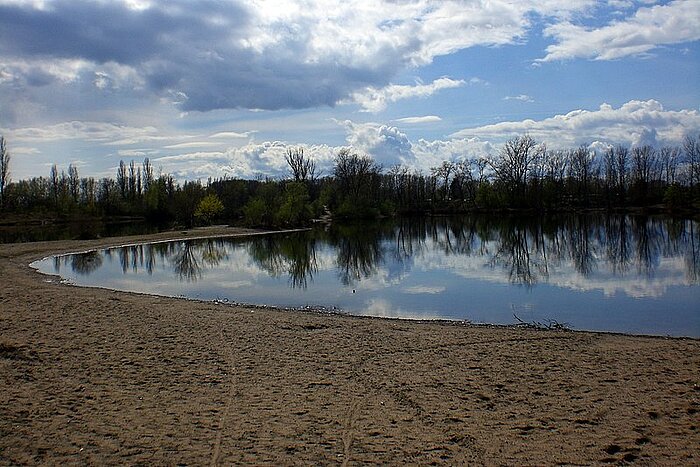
[{"x1": 32, "y1": 215, "x2": 700, "y2": 337}]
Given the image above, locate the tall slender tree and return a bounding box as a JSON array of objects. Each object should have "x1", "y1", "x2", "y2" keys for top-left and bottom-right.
[{"x1": 0, "y1": 136, "x2": 10, "y2": 209}]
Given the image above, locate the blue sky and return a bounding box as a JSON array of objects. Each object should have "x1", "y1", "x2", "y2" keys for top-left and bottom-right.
[{"x1": 1, "y1": 0, "x2": 699, "y2": 181}]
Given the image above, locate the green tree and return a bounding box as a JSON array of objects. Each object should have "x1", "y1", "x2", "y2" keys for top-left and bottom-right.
[
  {"x1": 194, "y1": 193, "x2": 225, "y2": 225},
  {"x1": 277, "y1": 181, "x2": 311, "y2": 226}
]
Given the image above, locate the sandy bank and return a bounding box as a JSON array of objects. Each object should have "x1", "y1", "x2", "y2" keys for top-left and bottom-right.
[{"x1": 1, "y1": 227, "x2": 698, "y2": 465}]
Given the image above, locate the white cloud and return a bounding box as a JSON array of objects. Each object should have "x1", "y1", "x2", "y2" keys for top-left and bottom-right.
[
  {"x1": 412, "y1": 137, "x2": 496, "y2": 171},
  {"x1": 403, "y1": 285, "x2": 446, "y2": 294},
  {"x1": 351, "y1": 77, "x2": 465, "y2": 113},
  {"x1": 3, "y1": 120, "x2": 160, "y2": 142},
  {"x1": 540, "y1": 0, "x2": 700, "y2": 62},
  {"x1": 451, "y1": 99, "x2": 700, "y2": 148},
  {"x1": 503, "y1": 94, "x2": 534, "y2": 103},
  {"x1": 154, "y1": 141, "x2": 339, "y2": 181},
  {"x1": 339, "y1": 121, "x2": 415, "y2": 166},
  {"x1": 394, "y1": 115, "x2": 442, "y2": 124},
  {"x1": 163, "y1": 141, "x2": 223, "y2": 150},
  {"x1": 468, "y1": 77, "x2": 489, "y2": 86},
  {"x1": 209, "y1": 131, "x2": 254, "y2": 139}
]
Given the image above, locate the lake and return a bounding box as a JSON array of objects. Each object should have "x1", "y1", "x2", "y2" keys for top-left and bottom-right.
[{"x1": 31, "y1": 214, "x2": 700, "y2": 337}]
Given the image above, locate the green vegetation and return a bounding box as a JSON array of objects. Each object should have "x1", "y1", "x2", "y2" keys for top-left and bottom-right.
[{"x1": 1, "y1": 133, "x2": 698, "y2": 229}]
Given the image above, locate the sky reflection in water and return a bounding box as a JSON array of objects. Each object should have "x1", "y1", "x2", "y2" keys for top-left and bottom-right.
[{"x1": 33, "y1": 215, "x2": 700, "y2": 337}]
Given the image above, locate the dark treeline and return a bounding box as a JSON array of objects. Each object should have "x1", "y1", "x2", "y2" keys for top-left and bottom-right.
[{"x1": 1, "y1": 134, "x2": 699, "y2": 228}]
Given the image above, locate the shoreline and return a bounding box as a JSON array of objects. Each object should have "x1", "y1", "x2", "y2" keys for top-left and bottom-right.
[{"x1": 2, "y1": 227, "x2": 699, "y2": 464}]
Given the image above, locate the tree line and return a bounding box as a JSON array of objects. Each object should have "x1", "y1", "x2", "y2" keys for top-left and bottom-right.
[{"x1": 0, "y1": 133, "x2": 699, "y2": 228}]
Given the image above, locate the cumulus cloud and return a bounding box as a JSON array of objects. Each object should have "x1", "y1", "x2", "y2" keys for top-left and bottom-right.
[
  {"x1": 540, "y1": 0, "x2": 700, "y2": 61},
  {"x1": 411, "y1": 137, "x2": 497, "y2": 171},
  {"x1": 451, "y1": 99, "x2": 700, "y2": 148},
  {"x1": 339, "y1": 121, "x2": 415, "y2": 167},
  {"x1": 154, "y1": 141, "x2": 339, "y2": 180}
]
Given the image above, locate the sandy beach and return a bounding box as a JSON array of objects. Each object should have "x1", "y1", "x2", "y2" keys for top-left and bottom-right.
[{"x1": 1, "y1": 227, "x2": 698, "y2": 465}]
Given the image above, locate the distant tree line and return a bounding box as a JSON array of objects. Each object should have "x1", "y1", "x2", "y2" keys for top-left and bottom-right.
[{"x1": 1, "y1": 134, "x2": 699, "y2": 228}]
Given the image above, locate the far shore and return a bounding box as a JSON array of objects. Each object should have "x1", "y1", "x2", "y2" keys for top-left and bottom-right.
[{"x1": 1, "y1": 226, "x2": 698, "y2": 464}]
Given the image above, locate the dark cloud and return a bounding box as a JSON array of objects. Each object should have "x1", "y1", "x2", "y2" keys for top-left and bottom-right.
[
  {"x1": 0, "y1": 1, "x2": 248, "y2": 64},
  {"x1": 0, "y1": 0, "x2": 399, "y2": 112}
]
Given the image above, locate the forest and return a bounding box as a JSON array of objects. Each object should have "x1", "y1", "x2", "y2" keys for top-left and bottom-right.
[{"x1": 1, "y1": 133, "x2": 699, "y2": 229}]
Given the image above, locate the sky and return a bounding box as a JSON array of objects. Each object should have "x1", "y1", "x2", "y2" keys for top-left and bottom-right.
[{"x1": 1, "y1": 0, "x2": 699, "y2": 182}]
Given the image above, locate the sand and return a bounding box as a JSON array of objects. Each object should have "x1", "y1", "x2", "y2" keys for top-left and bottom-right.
[{"x1": 1, "y1": 226, "x2": 698, "y2": 465}]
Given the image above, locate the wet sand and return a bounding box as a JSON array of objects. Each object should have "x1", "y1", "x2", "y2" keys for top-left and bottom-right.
[{"x1": 1, "y1": 227, "x2": 698, "y2": 465}]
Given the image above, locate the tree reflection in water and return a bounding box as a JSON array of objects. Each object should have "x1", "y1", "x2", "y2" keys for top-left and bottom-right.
[
  {"x1": 329, "y1": 223, "x2": 386, "y2": 286},
  {"x1": 171, "y1": 241, "x2": 202, "y2": 282},
  {"x1": 66, "y1": 214, "x2": 699, "y2": 290},
  {"x1": 70, "y1": 250, "x2": 103, "y2": 275},
  {"x1": 247, "y1": 234, "x2": 318, "y2": 289}
]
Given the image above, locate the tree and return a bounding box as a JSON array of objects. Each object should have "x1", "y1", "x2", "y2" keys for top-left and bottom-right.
[
  {"x1": 568, "y1": 145, "x2": 595, "y2": 205},
  {"x1": 431, "y1": 161, "x2": 455, "y2": 202},
  {"x1": 285, "y1": 148, "x2": 317, "y2": 183},
  {"x1": 117, "y1": 160, "x2": 128, "y2": 200},
  {"x1": 0, "y1": 136, "x2": 10, "y2": 209},
  {"x1": 683, "y1": 134, "x2": 700, "y2": 189},
  {"x1": 68, "y1": 164, "x2": 80, "y2": 203},
  {"x1": 659, "y1": 146, "x2": 680, "y2": 185},
  {"x1": 488, "y1": 135, "x2": 542, "y2": 206},
  {"x1": 194, "y1": 193, "x2": 225, "y2": 225},
  {"x1": 49, "y1": 164, "x2": 59, "y2": 206},
  {"x1": 142, "y1": 158, "x2": 154, "y2": 193},
  {"x1": 333, "y1": 149, "x2": 382, "y2": 216},
  {"x1": 630, "y1": 145, "x2": 659, "y2": 203},
  {"x1": 277, "y1": 181, "x2": 311, "y2": 226}
]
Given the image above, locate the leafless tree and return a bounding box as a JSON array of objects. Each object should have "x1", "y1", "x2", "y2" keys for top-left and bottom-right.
[
  {"x1": 285, "y1": 147, "x2": 317, "y2": 182},
  {"x1": 68, "y1": 164, "x2": 80, "y2": 203},
  {"x1": 333, "y1": 149, "x2": 381, "y2": 201},
  {"x1": 50, "y1": 164, "x2": 59, "y2": 205},
  {"x1": 569, "y1": 145, "x2": 595, "y2": 201},
  {"x1": 142, "y1": 158, "x2": 154, "y2": 192},
  {"x1": 631, "y1": 145, "x2": 659, "y2": 187},
  {"x1": 683, "y1": 134, "x2": 700, "y2": 188},
  {"x1": 0, "y1": 136, "x2": 10, "y2": 208},
  {"x1": 659, "y1": 146, "x2": 680, "y2": 185},
  {"x1": 431, "y1": 160, "x2": 455, "y2": 201},
  {"x1": 488, "y1": 135, "x2": 542, "y2": 203},
  {"x1": 117, "y1": 160, "x2": 127, "y2": 199}
]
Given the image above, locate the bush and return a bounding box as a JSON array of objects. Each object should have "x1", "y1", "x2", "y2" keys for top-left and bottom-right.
[{"x1": 194, "y1": 193, "x2": 224, "y2": 225}]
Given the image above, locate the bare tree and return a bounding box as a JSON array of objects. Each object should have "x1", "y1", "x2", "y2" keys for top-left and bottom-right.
[
  {"x1": 0, "y1": 136, "x2": 9, "y2": 208},
  {"x1": 68, "y1": 164, "x2": 80, "y2": 203},
  {"x1": 614, "y1": 144, "x2": 629, "y2": 201},
  {"x1": 142, "y1": 158, "x2": 154, "y2": 192},
  {"x1": 659, "y1": 146, "x2": 680, "y2": 185},
  {"x1": 683, "y1": 134, "x2": 700, "y2": 188},
  {"x1": 128, "y1": 160, "x2": 137, "y2": 199},
  {"x1": 430, "y1": 160, "x2": 455, "y2": 201},
  {"x1": 50, "y1": 164, "x2": 59, "y2": 205},
  {"x1": 285, "y1": 148, "x2": 317, "y2": 182},
  {"x1": 117, "y1": 160, "x2": 127, "y2": 199},
  {"x1": 569, "y1": 145, "x2": 595, "y2": 203},
  {"x1": 488, "y1": 135, "x2": 542, "y2": 204},
  {"x1": 334, "y1": 149, "x2": 381, "y2": 202}
]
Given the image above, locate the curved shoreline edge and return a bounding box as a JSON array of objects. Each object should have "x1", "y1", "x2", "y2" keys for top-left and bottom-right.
[
  {"x1": 24, "y1": 226, "x2": 698, "y2": 341},
  {"x1": 1, "y1": 227, "x2": 699, "y2": 464}
]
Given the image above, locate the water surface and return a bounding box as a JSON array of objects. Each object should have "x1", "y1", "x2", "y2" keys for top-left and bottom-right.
[{"x1": 32, "y1": 215, "x2": 700, "y2": 337}]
